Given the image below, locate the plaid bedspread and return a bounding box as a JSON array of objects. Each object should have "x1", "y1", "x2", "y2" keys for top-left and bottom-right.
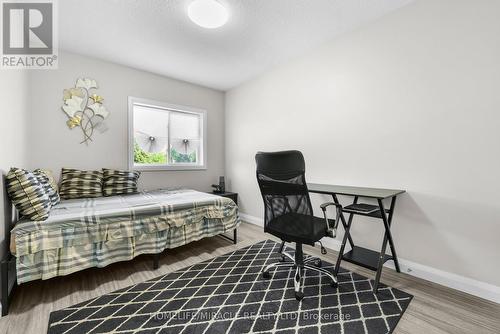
[{"x1": 11, "y1": 189, "x2": 239, "y2": 284}]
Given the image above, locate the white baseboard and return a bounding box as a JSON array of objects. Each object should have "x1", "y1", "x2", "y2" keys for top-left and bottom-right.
[
  {"x1": 239, "y1": 213, "x2": 264, "y2": 227},
  {"x1": 239, "y1": 212, "x2": 500, "y2": 304}
]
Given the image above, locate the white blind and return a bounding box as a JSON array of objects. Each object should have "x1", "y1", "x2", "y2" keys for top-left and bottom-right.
[{"x1": 169, "y1": 111, "x2": 200, "y2": 139}]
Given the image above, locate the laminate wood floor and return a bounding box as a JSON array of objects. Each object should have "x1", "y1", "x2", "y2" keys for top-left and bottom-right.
[{"x1": 0, "y1": 222, "x2": 498, "y2": 334}]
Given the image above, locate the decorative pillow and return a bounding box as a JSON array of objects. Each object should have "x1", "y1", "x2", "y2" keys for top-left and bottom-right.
[
  {"x1": 59, "y1": 168, "x2": 103, "y2": 200},
  {"x1": 6, "y1": 168, "x2": 51, "y2": 221},
  {"x1": 102, "y1": 169, "x2": 141, "y2": 196},
  {"x1": 37, "y1": 169, "x2": 58, "y2": 192},
  {"x1": 33, "y1": 169, "x2": 60, "y2": 206}
]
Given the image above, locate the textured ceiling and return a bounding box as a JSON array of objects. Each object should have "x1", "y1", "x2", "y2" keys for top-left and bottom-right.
[{"x1": 60, "y1": 0, "x2": 413, "y2": 91}]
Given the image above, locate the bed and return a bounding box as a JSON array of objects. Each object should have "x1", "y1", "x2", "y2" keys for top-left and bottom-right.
[{"x1": 1, "y1": 188, "x2": 239, "y2": 308}]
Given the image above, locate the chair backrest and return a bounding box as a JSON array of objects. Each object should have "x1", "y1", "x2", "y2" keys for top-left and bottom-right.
[{"x1": 255, "y1": 150, "x2": 313, "y2": 230}]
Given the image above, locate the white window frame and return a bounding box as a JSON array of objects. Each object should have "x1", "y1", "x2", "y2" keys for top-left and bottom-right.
[{"x1": 128, "y1": 96, "x2": 207, "y2": 171}]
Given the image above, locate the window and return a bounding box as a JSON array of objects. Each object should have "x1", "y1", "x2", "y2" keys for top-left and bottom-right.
[{"x1": 128, "y1": 97, "x2": 207, "y2": 170}]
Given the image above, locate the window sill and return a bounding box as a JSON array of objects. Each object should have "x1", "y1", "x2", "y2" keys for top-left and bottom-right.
[{"x1": 132, "y1": 165, "x2": 207, "y2": 171}]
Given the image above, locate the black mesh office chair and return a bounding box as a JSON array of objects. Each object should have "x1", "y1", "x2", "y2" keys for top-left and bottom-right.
[{"x1": 255, "y1": 150, "x2": 342, "y2": 300}]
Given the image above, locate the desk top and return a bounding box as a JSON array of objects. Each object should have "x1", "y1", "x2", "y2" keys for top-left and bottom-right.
[{"x1": 308, "y1": 183, "x2": 405, "y2": 199}]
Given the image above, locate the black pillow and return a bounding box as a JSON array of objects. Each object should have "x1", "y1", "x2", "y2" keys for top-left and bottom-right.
[
  {"x1": 6, "y1": 168, "x2": 51, "y2": 221},
  {"x1": 102, "y1": 169, "x2": 141, "y2": 196},
  {"x1": 59, "y1": 168, "x2": 103, "y2": 200},
  {"x1": 33, "y1": 169, "x2": 60, "y2": 206}
]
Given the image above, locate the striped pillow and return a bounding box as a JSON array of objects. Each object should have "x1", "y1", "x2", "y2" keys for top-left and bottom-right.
[
  {"x1": 102, "y1": 169, "x2": 141, "y2": 196},
  {"x1": 6, "y1": 168, "x2": 51, "y2": 221},
  {"x1": 33, "y1": 169, "x2": 60, "y2": 206},
  {"x1": 38, "y1": 169, "x2": 58, "y2": 192},
  {"x1": 59, "y1": 168, "x2": 103, "y2": 200}
]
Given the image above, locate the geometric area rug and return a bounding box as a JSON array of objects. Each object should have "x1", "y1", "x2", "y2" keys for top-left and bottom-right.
[{"x1": 47, "y1": 240, "x2": 413, "y2": 334}]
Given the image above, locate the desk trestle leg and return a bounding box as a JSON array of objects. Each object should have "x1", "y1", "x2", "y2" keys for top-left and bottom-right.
[{"x1": 373, "y1": 197, "x2": 400, "y2": 293}]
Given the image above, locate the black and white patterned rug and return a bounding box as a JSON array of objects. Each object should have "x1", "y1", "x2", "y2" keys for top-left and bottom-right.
[{"x1": 47, "y1": 240, "x2": 412, "y2": 334}]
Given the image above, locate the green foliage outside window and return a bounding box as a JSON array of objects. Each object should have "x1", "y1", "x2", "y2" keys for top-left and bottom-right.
[
  {"x1": 171, "y1": 149, "x2": 197, "y2": 163},
  {"x1": 134, "y1": 142, "x2": 196, "y2": 164},
  {"x1": 134, "y1": 142, "x2": 166, "y2": 164}
]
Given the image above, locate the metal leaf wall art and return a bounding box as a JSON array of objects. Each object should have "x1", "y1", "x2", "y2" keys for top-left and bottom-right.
[{"x1": 61, "y1": 78, "x2": 109, "y2": 144}]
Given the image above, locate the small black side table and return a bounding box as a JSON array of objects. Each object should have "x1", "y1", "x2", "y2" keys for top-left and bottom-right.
[
  {"x1": 213, "y1": 191, "x2": 238, "y2": 205},
  {"x1": 211, "y1": 191, "x2": 238, "y2": 244}
]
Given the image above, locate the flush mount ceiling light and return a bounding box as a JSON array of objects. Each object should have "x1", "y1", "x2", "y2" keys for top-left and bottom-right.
[{"x1": 188, "y1": 0, "x2": 229, "y2": 29}]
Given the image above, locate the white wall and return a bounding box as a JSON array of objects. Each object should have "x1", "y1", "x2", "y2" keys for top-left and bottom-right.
[
  {"x1": 226, "y1": 0, "x2": 500, "y2": 291},
  {"x1": 28, "y1": 51, "x2": 225, "y2": 191},
  {"x1": 0, "y1": 71, "x2": 30, "y2": 260}
]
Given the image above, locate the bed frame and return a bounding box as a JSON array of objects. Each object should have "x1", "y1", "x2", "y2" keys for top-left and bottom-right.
[
  {"x1": 1, "y1": 254, "x2": 16, "y2": 316},
  {"x1": 1, "y1": 195, "x2": 17, "y2": 317},
  {"x1": 1, "y1": 222, "x2": 237, "y2": 316}
]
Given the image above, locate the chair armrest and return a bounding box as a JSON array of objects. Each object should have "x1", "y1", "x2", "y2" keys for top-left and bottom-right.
[
  {"x1": 320, "y1": 202, "x2": 343, "y2": 238},
  {"x1": 320, "y1": 202, "x2": 342, "y2": 211}
]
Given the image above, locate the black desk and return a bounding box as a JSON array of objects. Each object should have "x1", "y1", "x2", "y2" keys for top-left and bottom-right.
[{"x1": 308, "y1": 183, "x2": 405, "y2": 293}]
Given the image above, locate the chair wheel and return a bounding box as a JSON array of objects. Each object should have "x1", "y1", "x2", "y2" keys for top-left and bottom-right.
[
  {"x1": 262, "y1": 271, "x2": 271, "y2": 279},
  {"x1": 331, "y1": 281, "x2": 338, "y2": 288},
  {"x1": 295, "y1": 291, "x2": 304, "y2": 301},
  {"x1": 314, "y1": 259, "x2": 322, "y2": 267}
]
